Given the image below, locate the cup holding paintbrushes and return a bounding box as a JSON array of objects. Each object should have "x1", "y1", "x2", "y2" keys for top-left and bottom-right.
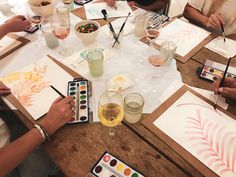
[{"x1": 213, "y1": 57, "x2": 232, "y2": 110}]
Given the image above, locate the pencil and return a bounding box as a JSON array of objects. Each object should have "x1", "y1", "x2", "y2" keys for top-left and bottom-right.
[
  {"x1": 112, "y1": 12, "x2": 131, "y2": 47},
  {"x1": 220, "y1": 22, "x2": 226, "y2": 42},
  {"x1": 213, "y1": 57, "x2": 232, "y2": 109},
  {"x1": 50, "y1": 85, "x2": 65, "y2": 98}
]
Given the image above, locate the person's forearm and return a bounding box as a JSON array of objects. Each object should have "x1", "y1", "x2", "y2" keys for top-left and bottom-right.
[
  {"x1": 183, "y1": 4, "x2": 208, "y2": 27},
  {"x1": 228, "y1": 34, "x2": 236, "y2": 41},
  {"x1": 0, "y1": 128, "x2": 43, "y2": 176},
  {"x1": 138, "y1": 0, "x2": 167, "y2": 11},
  {"x1": 0, "y1": 23, "x2": 10, "y2": 39}
]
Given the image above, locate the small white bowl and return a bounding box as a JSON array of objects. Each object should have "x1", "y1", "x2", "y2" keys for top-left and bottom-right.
[
  {"x1": 74, "y1": 20, "x2": 100, "y2": 44},
  {"x1": 27, "y1": 0, "x2": 56, "y2": 17}
]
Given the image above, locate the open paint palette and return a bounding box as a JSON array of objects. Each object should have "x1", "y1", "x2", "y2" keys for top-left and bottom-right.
[
  {"x1": 197, "y1": 59, "x2": 236, "y2": 82},
  {"x1": 67, "y1": 78, "x2": 89, "y2": 123},
  {"x1": 92, "y1": 151, "x2": 145, "y2": 177}
]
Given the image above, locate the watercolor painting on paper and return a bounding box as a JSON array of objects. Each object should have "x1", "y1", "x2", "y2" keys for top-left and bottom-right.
[
  {"x1": 205, "y1": 36, "x2": 236, "y2": 58},
  {"x1": 84, "y1": 2, "x2": 132, "y2": 20},
  {"x1": 1, "y1": 57, "x2": 73, "y2": 120},
  {"x1": 154, "y1": 19, "x2": 211, "y2": 57},
  {"x1": 153, "y1": 91, "x2": 236, "y2": 177}
]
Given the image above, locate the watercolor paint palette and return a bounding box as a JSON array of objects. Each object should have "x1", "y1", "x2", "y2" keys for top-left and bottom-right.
[
  {"x1": 197, "y1": 59, "x2": 236, "y2": 82},
  {"x1": 74, "y1": 0, "x2": 93, "y2": 5},
  {"x1": 67, "y1": 78, "x2": 89, "y2": 123},
  {"x1": 92, "y1": 151, "x2": 145, "y2": 177}
]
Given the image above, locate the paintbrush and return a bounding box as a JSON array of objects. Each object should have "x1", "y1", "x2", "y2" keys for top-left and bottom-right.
[
  {"x1": 213, "y1": 57, "x2": 232, "y2": 109},
  {"x1": 220, "y1": 22, "x2": 226, "y2": 42},
  {"x1": 101, "y1": 9, "x2": 119, "y2": 44},
  {"x1": 50, "y1": 85, "x2": 65, "y2": 98},
  {"x1": 112, "y1": 12, "x2": 131, "y2": 47}
]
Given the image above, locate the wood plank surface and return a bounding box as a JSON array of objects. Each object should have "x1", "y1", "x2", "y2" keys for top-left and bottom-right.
[{"x1": 44, "y1": 123, "x2": 189, "y2": 177}]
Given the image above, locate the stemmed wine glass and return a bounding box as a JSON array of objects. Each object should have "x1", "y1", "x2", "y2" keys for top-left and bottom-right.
[
  {"x1": 25, "y1": 3, "x2": 44, "y2": 28},
  {"x1": 51, "y1": 6, "x2": 72, "y2": 56},
  {"x1": 98, "y1": 91, "x2": 124, "y2": 136}
]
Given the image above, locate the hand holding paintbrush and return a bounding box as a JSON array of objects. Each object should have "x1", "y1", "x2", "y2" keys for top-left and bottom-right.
[{"x1": 213, "y1": 57, "x2": 232, "y2": 109}]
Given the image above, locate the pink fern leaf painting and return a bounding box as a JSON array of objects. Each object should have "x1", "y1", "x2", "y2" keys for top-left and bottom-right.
[
  {"x1": 1, "y1": 57, "x2": 73, "y2": 120},
  {"x1": 153, "y1": 91, "x2": 236, "y2": 177}
]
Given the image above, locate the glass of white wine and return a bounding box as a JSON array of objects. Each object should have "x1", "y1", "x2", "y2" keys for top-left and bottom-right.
[
  {"x1": 51, "y1": 6, "x2": 72, "y2": 56},
  {"x1": 98, "y1": 91, "x2": 124, "y2": 136}
]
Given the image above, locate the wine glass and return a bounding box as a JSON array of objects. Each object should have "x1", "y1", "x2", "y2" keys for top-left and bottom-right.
[
  {"x1": 51, "y1": 6, "x2": 72, "y2": 56},
  {"x1": 25, "y1": 2, "x2": 44, "y2": 27},
  {"x1": 98, "y1": 91, "x2": 124, "y2": 136}
]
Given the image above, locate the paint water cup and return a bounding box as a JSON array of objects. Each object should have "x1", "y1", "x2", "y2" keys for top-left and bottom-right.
[
  {"x1": 160, "y1": 41, "x2": 177, "y2": 65},
  {"x1": 134, "y1": 14, "x2": 148, "y2": 37},
  {"x1": 87, "y1": 50, "x2": 104, "y2": 77},
  {"x1": 41, "y1": 21, "x2": 59, "y2": 49},
  {"x1": 123, "y1": 93, "x2": 144, "y2": 124}
]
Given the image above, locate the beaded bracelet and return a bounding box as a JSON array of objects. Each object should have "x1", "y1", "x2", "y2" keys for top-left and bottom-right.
[{"x1": 34, "y1": 124, "x2": 50, "y2": 142}]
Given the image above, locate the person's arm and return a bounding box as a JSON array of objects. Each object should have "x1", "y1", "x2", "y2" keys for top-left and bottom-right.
[
  {"x1": 128, "y1": 0, "x2": 168, "y2": 11},
  {"x1": 0, "y1": 15, "x2": 31, "y2": 39},
  {"x1": 183, "y1": 3, "x2": 223, "y2": 30},
  {"x1": 0, "y1": 96, "x2": 75, "y2": 177},
  {"x1": 228, "y1": 34, "x2": 236, "y2": 41}
]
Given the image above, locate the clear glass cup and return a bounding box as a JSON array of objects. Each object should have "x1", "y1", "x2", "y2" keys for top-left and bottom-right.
[
  {"x1": 87, "y1": 50, "x2": 104, "y2": 77},
  {"x1": 98, "y1": 91, "x2": 124, "y2": 136},
  {"x1": 123, "y1": 93, "x2": 144, "y2": 124},
  {"x1": 134, "y1": 14, "x2": 148, "y2": 37},
  {"x1": 61, "y1": 0, "x2": 74, "y2": 11},
  {"x1": 41, "y1": 21, "x2": 59, "y2": 49},
  {"x1": 51, "y1": 6, "x2": 72, "y2": 56}
]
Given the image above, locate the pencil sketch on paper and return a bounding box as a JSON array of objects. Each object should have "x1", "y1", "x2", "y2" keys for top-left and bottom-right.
[
  {"x1": 182, "y1": 106, "x2": 236, "y2": 176},
  {"x1": 84, "y1": 2, "x2": 132, "y2": 20},
  {"x1": 154, "y1": 19, "x2": 211, "y2": 57},
  {"x1": 153, "y1": 91, "x2": 236, "y2": 177},
  {"x1": 2, "y1": 64, "x2": 50, "y2": 106}
]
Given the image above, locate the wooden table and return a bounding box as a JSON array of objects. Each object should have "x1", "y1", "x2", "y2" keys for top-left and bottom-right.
[{"x1": 3, "y1": 46, "x2": 236, "y2": 177}]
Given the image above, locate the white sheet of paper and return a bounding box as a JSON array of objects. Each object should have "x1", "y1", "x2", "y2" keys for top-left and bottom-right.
[
  {"x1": 154, "y1": 91, "x2": 236, "y2": 177},
  {"x1": 189, "y1": 85, "x2": 228, "y2": 110},
  {"x1": 154, "y1": 19, "x2": 211, "y2": 57},
  {"x1": 205, "y1": 36, "x2": 236, "y2": 58},
  {"x1": 84, "y1": 2, "x2": 133, "y2": 20},
  {"x1": 1, "y1": 56, "x2": 73, "y2": 120},
  {"x1": 0, "y1": 35, "x2": 21, "y2": 54}
]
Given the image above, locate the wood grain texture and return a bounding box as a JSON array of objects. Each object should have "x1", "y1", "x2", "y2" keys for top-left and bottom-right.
[{"x1": 44, "y1": 123, "x2": 188, "y2": 177}]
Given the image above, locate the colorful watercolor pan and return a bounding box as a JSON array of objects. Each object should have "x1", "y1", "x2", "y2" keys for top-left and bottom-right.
[
  {"x1": 92, "y1": 152, "x2": 145, "y2": 177},
  {"x1": 198, "y1": 60, "x2": 236, "y2": 82},
  {"x1": 67, "y1": 79, "x2": 89, "y2": 124}
]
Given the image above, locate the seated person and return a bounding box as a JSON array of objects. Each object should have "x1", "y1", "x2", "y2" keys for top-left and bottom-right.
[
  {"x1": 0, "y1": 16, "x2": 75, "y2": 177},
  {"x1": 213, "y1": 77, "x2": 236, "y2": 100},
  {"x1": 183, "y1": 0, "x2": 236, "y2": 40},
  {"x1": 105, "y1": 0, "x2": 168, "y2": 13}
]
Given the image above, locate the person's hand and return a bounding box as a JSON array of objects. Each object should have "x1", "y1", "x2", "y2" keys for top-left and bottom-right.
[
  {"x1": 105, "y1": 0, "x2": 116, "y2": 7},
  {"x1": 212, "y1": 77, "x2": 236, "y2": 99},
  {"x1": 127, "y1": 1, "x2": 137, "y2": 8},
  {"x1": 205, "y1": 13, "x2": 223, "y2": 30},
  {"x1": 4, "y1": 15, "x2": 31, "y2": 33},
  {"x1": 41, "y1": 96, "x2": 75, "y2": 135},
  {"x1": 0, "y1": 85, "x2": 10, "y2": 96}
]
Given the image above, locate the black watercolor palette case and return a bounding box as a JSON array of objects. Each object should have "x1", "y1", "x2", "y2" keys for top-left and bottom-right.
[
  {"x1": 74, "y1": 0, "x2": 93, "y2": 5},
  {"x1": 91, "y1": 151, "x2": 145, "y2": 177},
  {"x1": 197, "y1": 59, "x2": 236, "y2": 82},
  {"x1": 67, "y1": 78, "x2": 89, "y2": 124}
]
